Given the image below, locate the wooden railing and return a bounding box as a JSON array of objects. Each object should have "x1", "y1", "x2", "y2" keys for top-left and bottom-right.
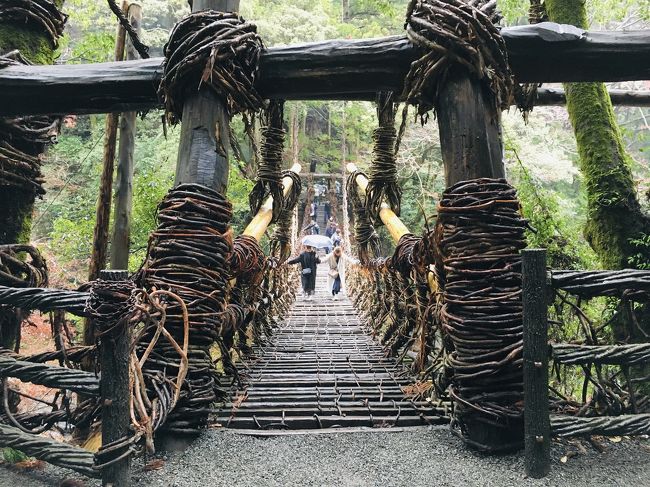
[{"x1": 522, "y1": 249, "x2": 650, "y2": 478}]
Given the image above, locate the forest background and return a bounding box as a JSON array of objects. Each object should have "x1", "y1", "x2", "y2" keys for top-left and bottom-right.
[{"x1": 33, "y1": 0, "x2": 650, "y2": 286}]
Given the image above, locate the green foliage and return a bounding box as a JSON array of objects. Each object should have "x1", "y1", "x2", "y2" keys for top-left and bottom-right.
[
  {"x1": 2, "y1": 447, "x2": 28, "y2": 464},
  {"x1": 33, "y1": 0, "x2": 649, "y2": 284},
  {"x1": 628, "y1": 233, "x2": 650, "y2": 269}
]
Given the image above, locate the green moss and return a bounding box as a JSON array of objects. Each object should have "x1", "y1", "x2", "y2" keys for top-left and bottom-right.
[
  {"x1": 544, "y1": 0, "x2": 650, "y2": 271},
  {"x1": 0, "y1": 22, "x2": 55, "y2": 64},
  {"x1": 0, "y1": 192, "x2": 35, "y2": 245},
  {"x1": 545, "y1": 0, "x2": 589, "y2": 28}
]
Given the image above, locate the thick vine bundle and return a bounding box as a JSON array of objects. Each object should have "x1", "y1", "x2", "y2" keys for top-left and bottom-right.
[
  {"x1": 158, "y1": 11, "x2": 265, "y2": 123},
  {"x1": 435, "y1": 178, "x2": 528, "y2": 451},
  {"x1": 249, "y1": 100, "x2": 286, "y2": 222},
  {"x1": 138, "y1": 183, "x2": 233, "y2": 432},
  {"x1": 346, "y1": 171, "x2": 381, "y2": 264},
  {"x1": 366, "y1": 92, "x2": 401, "y2": 224},
  {"x1": 270, "y1": 170, "x2": 301, "y2": 263},
  {"x1": 403, "y1": 0, "x2": 513, "y2": 117}
]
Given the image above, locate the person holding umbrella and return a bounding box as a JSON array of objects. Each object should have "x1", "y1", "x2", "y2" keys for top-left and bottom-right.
[{"x1": 287, "y1": 245, "x2": 320, "y2": 300}]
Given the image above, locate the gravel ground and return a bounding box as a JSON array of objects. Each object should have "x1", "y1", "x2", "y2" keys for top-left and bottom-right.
[{"x1": 6, "y1": 426, "x2": 648, "y2": 486}]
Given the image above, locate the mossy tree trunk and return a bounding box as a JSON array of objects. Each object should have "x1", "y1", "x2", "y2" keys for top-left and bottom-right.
[
  {"x1": 544, "y1": 0, "x2": 650, "y2": 274},
  {"x1": 545, "y1": 0, "x2": 650, "y2": 365},
  {"x1": 0, "y1": 0, "x2": 66, "y2": 350}
]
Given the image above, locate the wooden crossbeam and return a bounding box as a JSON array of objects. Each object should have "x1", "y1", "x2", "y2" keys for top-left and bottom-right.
[{"x1": 0, "y1": 23, "x2": 649, "y2": 116}]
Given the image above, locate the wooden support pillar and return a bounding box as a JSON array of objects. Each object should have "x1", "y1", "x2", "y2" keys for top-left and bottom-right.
[
  {"x1": 85, "y1": 1, "x2": 128, "y2": 349},
  {"x1": 436, "y1": 67, "x2": 505, "y2": 186},
  {"x1": 97, "y1": 269, "x2": 131, "y2": 487},
  {"x1": 110, "y1": 3, "x2": 142, "y2": 271},
  {"x1": 522, "y1": 249, "x2": 551, "y2": 479},
  {"x1": 175, "y1": 0, "x2": 240, "y2": 193}
]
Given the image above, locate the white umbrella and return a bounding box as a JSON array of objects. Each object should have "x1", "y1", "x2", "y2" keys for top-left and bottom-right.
[{"x1": 301, "y1": 234, "x2": 332, "y2": 249}]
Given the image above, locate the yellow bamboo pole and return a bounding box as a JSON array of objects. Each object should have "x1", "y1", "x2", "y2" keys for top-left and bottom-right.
[
  {"x1": 346, "y1": 163, "x2": 438, "y2": 294},
  {"x1": 243, "y1": 163, "x2": 302, "y2": 242},
  {"x1": 346, "y1": 163, "x2": 410, "y2": 243}
]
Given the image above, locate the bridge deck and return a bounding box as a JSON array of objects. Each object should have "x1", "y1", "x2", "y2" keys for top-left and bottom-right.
[{"x1": 218, "y1": 262, "x2": 445, "y2": 430}]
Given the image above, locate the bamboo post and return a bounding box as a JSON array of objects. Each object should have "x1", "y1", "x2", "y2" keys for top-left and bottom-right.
[
  {"x1": 110, "y1": 3, "x2": 143, "y2": 270},
  {"x1": 97, "y1": 269, "x2": 131, "y2": 487},
  {"x1": 174, "y1": 0, "x2": 240, "y2": 194},
  {"x1": 345, "y1": 163, "x2": 409, "y2": 243},
  {"x1": 85, "y1": 0, "x2": 128, "y2": 350},
  {"x1": 243, "y1": 163, "x2": 302, "y2": 242},
  {"x1": 522, "y1": 249, "x2": 551, "y2": 479}
]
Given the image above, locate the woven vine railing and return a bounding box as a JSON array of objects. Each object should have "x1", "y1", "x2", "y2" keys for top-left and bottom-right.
[
  {"x1": 522, "y1": 249, "x2": 650, "y2": 478},
  {"x1": 346, "y1": 177, "x2": 530, "y2": 451}
]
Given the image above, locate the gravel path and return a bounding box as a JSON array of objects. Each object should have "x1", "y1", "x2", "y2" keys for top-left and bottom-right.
[
  {"x1": 3, "y1": 424, "x2": 650, "y2": 486},
  {"x1": 136, "y1": 427, "x2": 649, "y2": 487}
]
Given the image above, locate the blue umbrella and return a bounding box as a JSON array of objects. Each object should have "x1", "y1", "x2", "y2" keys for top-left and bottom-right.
[{"x1": 301, "y1": 234, "x2": 332, "y2": 249}]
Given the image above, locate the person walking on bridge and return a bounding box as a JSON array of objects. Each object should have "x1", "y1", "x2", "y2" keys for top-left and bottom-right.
[
  {"x1": 322, "y1": 246, "x2": 357, "y2": 300},
  {"x1": 287, "y1": 245, "x2": 320, "y2": 300}
]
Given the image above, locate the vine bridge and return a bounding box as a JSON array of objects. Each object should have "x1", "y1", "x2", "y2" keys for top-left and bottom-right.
[{"x1": 0, "y1": 0, "x2": 650, "y2": 486}]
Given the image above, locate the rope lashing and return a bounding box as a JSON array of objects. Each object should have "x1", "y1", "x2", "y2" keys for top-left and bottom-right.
[
  {"x1": 529, "y1": 0, "x2": 548, "y2": 24},
  {"x1": 85, "y1": 279, "x2": 136, "y2": 332},
  {"x1": 366, "y1": 92, "x2": 402, "y2": 225},
  {"x1": 346, "y1": 171, "x2": 381, "y2": 264},
  {"x1": 513, "y1": 1, "x2": 547, "y2": 118},
  {"x1": 402, "y1": 0, "x2": 514, "y2": 119},
  {"x1": 230, "y1": 234, "x2": 266, "y2": 285},
  {"x1": 435, "y1": 178, "x2": 529, "y2": 451},
  {"x1": 249, "y1": 100, "x2": 286, "y2": 223},
  {"x1": 0, "y1": 244, "x2": 48, "y2": 288},
  {"x1": 136, "y1": 183, "x2": 233, "y2": 433},
  {"x1": 106, "y1": 0, "x2": 150, "y2": 59},
  {"x1": 270, "y1": 170, "x2": 302, "y2": 263},
  {"x1": 0, "y1": 112, "x2": 60, "y2": 197},
  {"x1": 0, "y1": 0, "x2": 68, "y2": 48},
  {"x1": 158, "y1": 11, "x2": 265, "y2": 123}
]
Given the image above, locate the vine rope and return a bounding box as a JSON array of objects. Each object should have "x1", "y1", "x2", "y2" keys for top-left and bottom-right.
[
  {"x1": 158, "y1": 11, "x2": 265, "y2": 123},
  {"x1": 366, "y1": 92, "x2": 401, "y2": 225},
  {"x1": 249, "y1": 100, "x2": 286, "y2": 222},
  {"x1": 402, "y1": 0, "x2": 513, "y2": 120},
  {"x1": 435, "y1": 178, "x2": 528, "y2": 450},
  {"x1": 346, "y1": 171, "x2": 381, "y2": 264}
]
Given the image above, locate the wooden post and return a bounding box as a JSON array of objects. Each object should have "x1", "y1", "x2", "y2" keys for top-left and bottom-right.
[
  {"x1": 436, "y1": 67, "x2": 505, "y2": 186},
  {"x1": 89, "y1": 0, "x2": 128, "y2": 280},
  {"x1": 110, "y1": 3, "x2": 142, "y2": 271},
  {"x1": 98, "y1": 269, "x2": 131, "y2": 487},
  {"x1": 522, "y1": 249, "x2": 551, "y2": 479},
  {"x1": 85, "y1": 0, "x2": 128, "y2": 349},
  {"x1": 174, "y1": 0, "x2": 240, "y2": 193}
]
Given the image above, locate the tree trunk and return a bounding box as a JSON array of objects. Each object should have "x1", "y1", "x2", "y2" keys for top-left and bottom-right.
[
  {"x1": 0, "y1": 0, "x2": 66, "y2": 350},
  {"x1": 545, "y1": 0, "x2": 650, "y2": 271},
  {"x1": 84, "y1": 2, "x2": 128, "y2": 350},
  {"x1": 110, "y1": 3, "x2": 143, "y2": 271},
  {"x1": 174, "y1": 0, "x2": 240, "y2": 194},
  {"x1": 544, "y1": 0, "x2": 650, "y2": 372}
]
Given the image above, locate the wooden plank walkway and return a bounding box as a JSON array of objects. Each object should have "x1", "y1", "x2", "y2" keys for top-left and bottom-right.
[{"x1": 218, "y1": 263, "x2": 446, "y2": 431}]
